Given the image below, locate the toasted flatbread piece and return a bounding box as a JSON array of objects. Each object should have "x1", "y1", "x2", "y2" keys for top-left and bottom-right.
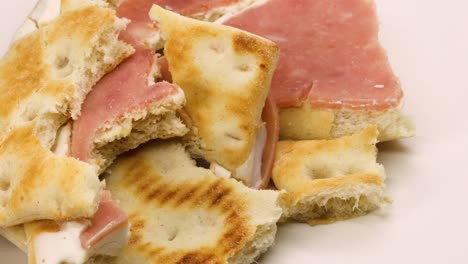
[
  {"x1": 99, "y1": 141, "x2": 282, "y2": 264},
  {"x1": 273, "y1": 126, "x2": 387, "y2": 225},
  {"x1": 150, "y1": 5, "x2": 279, "y2": 171},
  {"x1": 0, "y1": 4, "x2": 131, "y2": 226},
  {"x1": 0, "y1": 124, "x2": 101, "y2": 227},
  {"x1": 0, "y1": 3, "x2": 132, "y2": 139}
]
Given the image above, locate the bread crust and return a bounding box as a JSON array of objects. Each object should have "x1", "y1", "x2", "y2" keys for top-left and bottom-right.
[
  {"x1": 279, "y1": 106, "x2": 415, "y2": 142},
  {"x1": 273, "y1": 126, "x2": 387, "y2": 223}
]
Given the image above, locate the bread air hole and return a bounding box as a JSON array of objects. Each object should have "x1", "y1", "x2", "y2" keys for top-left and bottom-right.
[
  {"x1": 0, "y1": 179, "x2": 10, "y2": 192},
  {"x1": 236, "y1": 63, "x2": 251, "y2": 72},
  {"x1": 53, "y1": 55, "x2": 73, "y2": 78},
  {"x1": 307, "y1": 165, "x2": 338, "y2": 180},
  {"x1": 56, "y1": 56, "x2": 70, "y2": 69},
  {"x1": 307, "y1": 162, "x2": 361, "y2": 180},
  {"x1": 167, "y1": 227, "x2": 179, "y2": 242},
  {"x1": 209, "y1": 42, "x2": 225, "y2": 54}
]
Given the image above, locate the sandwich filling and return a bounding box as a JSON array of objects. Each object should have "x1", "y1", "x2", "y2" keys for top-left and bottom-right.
[
  {"x1": 223, "y1": 0, "x2": 403, "y2": 110},
  {"x1": 33, "y1": 191, "x2": 129, "y2": 264},
  {"x1": 32, "y1": 1, "x2": 184, "y2": 263},
  {"x1": 233, "y1": 96, "x2": 278, "y2": 189},
  {"x1": 70, "y1": 10, "x2": 183, "y2": 164}
]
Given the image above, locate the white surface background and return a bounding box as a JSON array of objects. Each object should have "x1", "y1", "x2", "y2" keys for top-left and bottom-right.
[{"x1": 1, "y1": 0, "x2": 468, "y2": 263}]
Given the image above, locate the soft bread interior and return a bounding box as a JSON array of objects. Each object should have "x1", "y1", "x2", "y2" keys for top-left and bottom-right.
[
  {"x1": 100, "y1": 141, "x2": 282, "y2": 264},
  {"x1": 273, "y1": 126, "x2": 387, "y2": 224},
  {"x1": 279, "y1": 99, "x2": 414, "y2": 142},
  {"x1": 150, "y1": 5, "x2": 279, "y2": 172},
  {"x1": 90, "y1": 89, "x2": 189, "y2": 171}
]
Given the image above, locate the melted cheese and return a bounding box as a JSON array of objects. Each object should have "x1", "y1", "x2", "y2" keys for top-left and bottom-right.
[
  {"x1": 210, "y1": 163, "x2": 232, "y2": 179},
  {"x1": 33, "y1": 221, "x2": 129, "y2": 264},
  {"x1": 34, "y1": 222, "x2": 88, "y2": 264},
  {"x1": 235, "y1": 125, "x2": 267, "y2": 188}
]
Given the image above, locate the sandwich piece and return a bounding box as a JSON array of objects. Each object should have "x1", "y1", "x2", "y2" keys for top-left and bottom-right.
[
  {"x1": 223, "y1": 0, "x2": 414, "y2": 141},
  {"x1": 24, "y1": 191, "x2": 130, "y2": 264},
  {"x1": 150, "y1": 5, "x2": 280, "y2": 189},
  {"x1": 10, "y1": 0, "x2": 189, "y2": 172},
  {"x1": 0, "y1": 3, "x2": 131, "y2": 227},
  {"x1": 71, "y1": 0, "x2": 188, "y2": 171},
  {"x1": 272, "y1": 126, "x2": 387, "y2": 225},
  {"x1": 92, "y1": 140, "x2": 282, "y2": 264},
  {"x1": 0, "y1": 2, "x2": 133, "y2": 261}
]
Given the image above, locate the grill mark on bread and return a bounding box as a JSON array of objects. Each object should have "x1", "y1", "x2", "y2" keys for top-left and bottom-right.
[
  {"x1": 110, "y1": 146, "x2": 256, "y2": 263},
  {"x1": 173, "y1": 184, "x2": 201, "y2": 207}
]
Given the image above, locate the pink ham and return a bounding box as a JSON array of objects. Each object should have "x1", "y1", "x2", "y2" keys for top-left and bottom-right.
[
  {"x1": 224, "y1": 0, "x2": 403, "y2": 110},
  {"x1": 80, "y1": 191, "x2": 128, "y2": 249},
  {"x1": 71, "y1": 9, "x2": 180, "y2": 162},
  {"x1": 117, "y1": 0, "x2": 243, "y2": 23}
]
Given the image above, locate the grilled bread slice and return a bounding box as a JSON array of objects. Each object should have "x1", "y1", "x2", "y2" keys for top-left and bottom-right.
[
  {"x1": 273, "y1": 126, "x2": 387, "y2": 225},
  {"x1": 150, "y1": 5, "x2": 279, "y2": 174},
  {"x1": 98, "y1": 141, "x2": 282, "y2": 264}
]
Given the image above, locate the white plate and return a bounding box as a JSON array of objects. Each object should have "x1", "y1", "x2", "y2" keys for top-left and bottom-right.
[{"x1": 1, "y1": 0, "x2": 468, "y2": 263}]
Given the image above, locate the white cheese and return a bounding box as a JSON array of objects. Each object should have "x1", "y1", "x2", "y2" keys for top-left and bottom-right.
[
  {"x1": 210, "y1": 163, "x2": 232, "y2": 179},
  {"x1": 235, "y1": 124, "x2": 267, "y2": 188},
  {"x1": 34, "y1": 222, "x2": 89, "y2": 264},
  {"x1": 34, "y1": 221, "x2": 130, "y2": 264}
]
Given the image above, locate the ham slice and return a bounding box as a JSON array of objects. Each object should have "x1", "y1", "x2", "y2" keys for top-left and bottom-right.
[
  {"x1": 80, "y1": 191, "x2": 128, "y2": 249},
  {"x1": 224, "y1": 0, "x2": 403, "y2": 110},
  {"x1": 71, "y1": 2, "x2": 182, "y2": 254},
  {"x1": 71, "y1": 6, "x2": 180, "y2": 162}
]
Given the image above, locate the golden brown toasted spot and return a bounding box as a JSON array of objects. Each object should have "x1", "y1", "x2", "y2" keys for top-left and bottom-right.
[
  {"x1": 1, "y1": 127, "x2": 44, "y2": 206},
  {"x1": 173, "y1": 184, "x2": 201, "y2": 207},
  {"x1": 175, "y1": 252, "x2": 219, "y2": 264},
  {"x1": 47, "y1": 6, "x2": 115, "y2": 43},
  {"x1": 128, "y1": 215, "x2": 145, "y2": 245},
  {"x1": 0, "y1": 32, "x2": 47, "y2": 122}
]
